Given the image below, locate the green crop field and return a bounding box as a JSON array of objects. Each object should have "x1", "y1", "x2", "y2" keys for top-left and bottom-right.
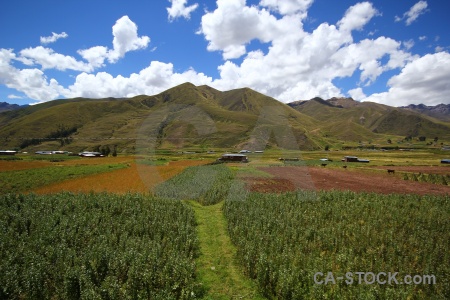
[
  {"x1": 0, "y1": 154, "x2": 449, "y2": 299},
  {"x1": 0, "y1": 193, "x2": 201, "y2": 299},
  {"x1": 223, "y1": 191, "x2": 449, "y2": 299}
]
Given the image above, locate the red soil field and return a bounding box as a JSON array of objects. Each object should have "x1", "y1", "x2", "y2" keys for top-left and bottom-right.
[
  {"x1": 244, "y1": 166, "x2": 450, "y2": 195},
  {"x1": 368, "y1": 165, "x2": 450, "y2": 175}
]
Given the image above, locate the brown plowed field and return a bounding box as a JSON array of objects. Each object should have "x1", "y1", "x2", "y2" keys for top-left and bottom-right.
[
  {"x1": 369, "y1": 165, "x2": 450, "y2": 175},
  {"x1": 245, "y1": 166, "x2": 450, "y2": 195},
  {"x1": 32, "y1": 160, "x2": 210, "y2": 194},
  {"x1": 0, "y1": 160, "x2": 51, "y2": 171}
]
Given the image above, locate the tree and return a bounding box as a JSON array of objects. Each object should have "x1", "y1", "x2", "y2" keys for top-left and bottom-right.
[
  {"x1": 387, "y1": 139, "x2": 392, "y2": 144},
  {"x1": 418, "y1": 136, "x2": 426, "y2": 142},
  {"x1": 112, "y1": 145, "x2": 117, "y2": 157},
  {"x1": 324, "y1": 145, "x2": 330, "y2": 151}
]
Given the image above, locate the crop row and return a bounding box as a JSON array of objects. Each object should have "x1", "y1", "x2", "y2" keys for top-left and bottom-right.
[
  {"x1": 223, "y1": 191, "x2": 450, "y2": 299},
  {"x1": 153, "y1": 164, "x2": 237, "y2": 205},
  {"x1": 403, "y1": 172, "x2": 450, "y2": 185},
  {"x1": 0, "y1": 193, "x2": 200, "y2": 299}
]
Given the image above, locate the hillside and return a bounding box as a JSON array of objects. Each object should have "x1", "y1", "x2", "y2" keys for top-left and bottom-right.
[
  {"x1": 0, "y1": 83, "x2": 321, "y2": 152},
  {"x1": 288, "y1": 97, "x2": 450, "y2": 144},
  {"x1": 2, "y1": 84, "x2": 450, "y2": 153}
]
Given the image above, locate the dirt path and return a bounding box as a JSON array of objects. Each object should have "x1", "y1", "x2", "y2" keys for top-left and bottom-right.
[{"x1": 188, "y1": 201, "x2": 264, "y2": 300}]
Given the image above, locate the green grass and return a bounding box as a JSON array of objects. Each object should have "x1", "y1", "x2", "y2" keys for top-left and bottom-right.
[
  {"x1": 0, "y1": 164, "x2": 127, "y2": 194},
  {"x1": 187, "y1": 200, "x2": 265, "y2": 300}
]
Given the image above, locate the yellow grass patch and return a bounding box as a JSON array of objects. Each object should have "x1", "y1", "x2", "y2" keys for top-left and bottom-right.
[
  {"x1": 58, "y1": 156, "x2": 135, "y2": 166},
  {"x1": 32, "y1": 159, "x2": 211, "y2": 194}
]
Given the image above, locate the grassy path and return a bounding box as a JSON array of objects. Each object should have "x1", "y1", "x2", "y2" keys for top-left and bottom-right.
[{"x1": 188, "y1": 200, "x2": 265, "y2": 300}]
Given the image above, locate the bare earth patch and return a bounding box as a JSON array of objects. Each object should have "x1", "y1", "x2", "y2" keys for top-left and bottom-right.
[
  {"x1": 245, "y1": 166, "x2": 450, "y2": 195},
  {"x1": 368, "y1": 165, "x2": 450, "y2": 175}
]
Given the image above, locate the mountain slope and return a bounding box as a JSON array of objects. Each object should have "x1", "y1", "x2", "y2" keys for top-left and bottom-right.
[
  {"x1": 0, "y1": 83, "x2": 322, "y2": 151},
  {"x1": 288, "y1": 97, "x2": 450, "y2": 143}
]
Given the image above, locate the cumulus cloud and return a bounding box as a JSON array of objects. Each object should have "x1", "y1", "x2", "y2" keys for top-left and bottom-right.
[
  {"x1": 0, "y1": 49, "x2": 63, "y2": 101},
  {"x1": 363, "y1": 52, "x2": 450, "y2": 106},
  {"x1": 198, "y1": 0, "x2": 283, "y2": 59},
  {"x1": 167, "y1": 0, "x2": 198, "y2": 21},
  {"x1": 61, "y1": 61, "x2": 212, "y2": 99},
  {"x1": 19, "y1": 46, "x2": 93, "y2": 72},
  {"x1": 348, "y1": 87, "x2": 366, "y2": 100},
  {"x1": 77, "y1": 16, "x2": 150, "y2": 66},
  {"x1": 395, "y1": 1, "x2": 428, "y2": 26},
  {"x1": 203, "y1": 1, "x2": 414, "y2": 102},
  {"x1": 337, "y1": 2, "x2": 379, "y2": 33},
  {"x1": 40, "y1": 32, "x2": 68, "y2": 44}
]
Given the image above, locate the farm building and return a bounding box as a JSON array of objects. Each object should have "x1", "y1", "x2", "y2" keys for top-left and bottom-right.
[
  {"x1": 441, "y1": 159, "x2": 450, "y2": 164},
  {"x1": 342, "y1": 156, "x2": 370, "y2": 163},
  {"x1": 79, "y1": 151, "x2": 104, "y2": 157},
  {"x1": 0, "y1": 150, "x2": 17, "y2": 155},
  {"x1": 218, "y1": 153, "x2": 248, "y2": 163}
]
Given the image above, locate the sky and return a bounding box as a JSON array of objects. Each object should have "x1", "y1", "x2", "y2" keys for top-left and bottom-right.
[{"x1": 1, "y1": 0, "x2": 449, "y2": 107}]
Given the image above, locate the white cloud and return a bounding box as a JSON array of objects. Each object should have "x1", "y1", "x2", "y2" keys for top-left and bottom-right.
[
  {"x1": 77, "y1": 16, "x2": 150, "y2": 66},
  {"x1": 77, "y1": 46, "x2": 109, "y2": 69},
  {"x1": 419, "y1": 36, "x2": 427, "y2": 41},
  {"x1": 337, "y1": 2, "x2": 379, "y2": 33},
  {"x1": 19, "y1": 46, "x2": 93, "y2": 72},
  {"x1": 363, "y1": 52, "x2": 450, "y2": 106},
  {"x1": 403, "y1": 39, "x2": 414, "y2": 50},
  {"x1": 167, "y1": 0, "x2": 199, "y2": 21},
  {"x1": 7, "y1": 94, "x2": 23, "y2": 99},
  {"x1": 198, "y1": 0, "x2": 283, "y2": 59},
  {"x1": 259, "y1": 0, "x2": 314, "y2": 15},
  {"x1": 0, "y1": 49, "x2": 63, "y2": 101},
  {"x1": 61, "y1": 61, "x2": 213, "y2": 99},
  {"x1": 40, "y1": 32, "x2": 68, "y2": 44},
  {"x1": 395, "y1": 1, "x2": 428, "y2": 26},
  {"x1": 108, "y1": 16, "x2": 150, "y2": 63},
  {"x1": 348, "y1": 87, "x2": 366, "y2": 101},
  {"x1": 435, "y1": 46, "x2": 444, "y2": 53},
  {"x1": 198, "y1": 1, "x2": 415, "y2": 102}
]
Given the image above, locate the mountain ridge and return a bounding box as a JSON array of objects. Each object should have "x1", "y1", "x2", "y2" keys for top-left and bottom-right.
[{"x1": 1, "y1": 84, "x2": 449, "y2": 152}]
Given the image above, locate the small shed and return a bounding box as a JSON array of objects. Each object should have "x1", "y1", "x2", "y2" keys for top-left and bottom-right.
[
  {"x1": 342, "y1": 156, "x2": 370, "y2": 163},
  {"x1": 218, "y1": 153, "x2": 248, "y2": 163},
  {"x1": 0, "y1": 150, "x2": 17, "y2": 156},
  {"x1": 342, "y1": 156, "x2": 359, "y2": 162}
]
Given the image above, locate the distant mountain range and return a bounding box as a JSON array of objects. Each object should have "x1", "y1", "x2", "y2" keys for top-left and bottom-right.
[
  {"x1": 0, "y1": 102, "x2": 28, "y2": 113},
  {"x1": 0, "y1": 84, "x2": 449, "y2": 152},
  {"x1": 400, "y1": 103, "x2": 450, "y2": 122}
]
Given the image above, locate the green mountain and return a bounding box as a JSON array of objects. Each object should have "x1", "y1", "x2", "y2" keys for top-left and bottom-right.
[
  {"x1": 288, "y1": 97, "x2": 450, "y2": 144},
  {"x1": 1, "y1": 83, "x2": 449, "y2": 153},
  {"x1": 0, "y1": 83, "x2": 321, "y2": 152}
]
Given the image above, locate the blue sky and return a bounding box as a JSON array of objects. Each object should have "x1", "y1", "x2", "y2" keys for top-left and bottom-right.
[{"x1": 1, "y1": 0, "x2": 449, "y2": 106}]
